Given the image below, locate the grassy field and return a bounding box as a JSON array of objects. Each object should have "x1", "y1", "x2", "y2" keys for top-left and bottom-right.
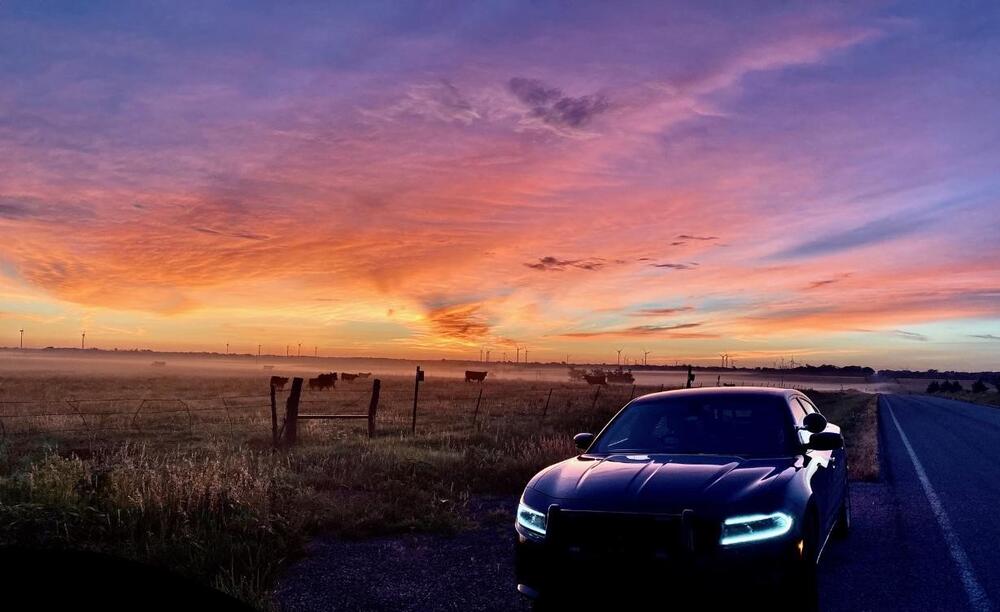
[
  {"x1": 0, "y1": 372, "x2": 878, "y2": 608},
  {"x1": 929, "y1": 390, "x2": 1000, "y2": 408}
]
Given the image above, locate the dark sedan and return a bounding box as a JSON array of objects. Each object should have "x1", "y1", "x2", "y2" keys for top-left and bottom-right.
[{"x1": 515, "y1": 387, "x2": 849, "y2": 609}]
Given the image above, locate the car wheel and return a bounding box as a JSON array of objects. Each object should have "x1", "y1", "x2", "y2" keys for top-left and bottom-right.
[
  {"x1": 778, "y1": 510, "x2": 820, "y2": 612},
  {"x1": 833, "y1": 482, "x2": 851, "y2": 539}
]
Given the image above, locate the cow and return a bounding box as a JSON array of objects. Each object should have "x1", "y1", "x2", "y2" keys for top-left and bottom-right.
[
  {"x1": 341, "y1": 373, "x2": 359, "y2": 383},
  {"x1": 308, "y1": 372, "x2": 337, "y2": 390},
  {"x1": 269, "y1": 376, "x2": 290, "y2": 391},
  {"x1": 357, "y1": 372, "x2": 371, "y2": 379},
  {"x1": 465, "y1": 370, "x2": 488, "y2": 383},
  {"x1": 584, "y1": 373, "x2": 607, "y2": 385}
]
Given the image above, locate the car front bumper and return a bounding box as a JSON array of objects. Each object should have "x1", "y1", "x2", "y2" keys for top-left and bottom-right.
[{"x1": 515, "y1": 530, "x2": 803, "y2": 602}]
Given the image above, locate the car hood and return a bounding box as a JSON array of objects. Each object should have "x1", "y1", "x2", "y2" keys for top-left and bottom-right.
[{"x1": 527, "y1": 453, "x2": 797, "y2": 515}]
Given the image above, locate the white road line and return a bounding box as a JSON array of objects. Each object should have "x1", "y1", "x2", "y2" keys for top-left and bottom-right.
[{"x1": 886, "y1": 397, "x2": 994, "y2": 612}]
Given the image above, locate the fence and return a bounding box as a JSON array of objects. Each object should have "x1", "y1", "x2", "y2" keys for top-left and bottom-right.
[{"x1": 8, "y1": 371, "x2": 804, "y2": 444}]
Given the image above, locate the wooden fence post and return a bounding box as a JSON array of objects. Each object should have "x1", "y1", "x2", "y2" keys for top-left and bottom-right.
[
  {"x1": 270, "y1": 385, "x2": 278, "y2": 448},
  {"x1": 592, "y1": 384, "x2": 602, "y2": 410},
  {"x1": 284, "y1": 377, "x2": 303, "y2": 446},
  {"x1": 542, "y1": 388, "x2": 553, "y2": 418},
  {"x1": 472, "y1": 386, "x2": 483, "y2": 425},
  {"x1": 629, "y1": 384, "x2": 636, "y2": 400},
  {"x1": 368, "y1": 378, "x2": 381, "y2": 439},
  {"x1": 411, "y1": 366, "x2": 423, "y2": 434}
]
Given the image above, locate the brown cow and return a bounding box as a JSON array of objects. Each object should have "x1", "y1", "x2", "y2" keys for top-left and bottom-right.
[
  {"x1": 341, "y1": 373, "x2": 359, "y2": 383},
  {"x1": 269, "y1": 376, "x2": 289, "y2": 391},
  {"x1": 465, "y1": 370, "x2": 488, "y2": 383},
  {"x1": 584, "y1": 373, "x2": 607, "y2": 385},
  {"x1": 357, "y1": 372, "x2": 371, "y2": 379},
  {"x1": 308, "y1": 372, "x2": 337, "y2": 390}
]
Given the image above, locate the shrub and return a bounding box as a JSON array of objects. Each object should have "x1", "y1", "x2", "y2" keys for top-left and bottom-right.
[
  {"x1": 972, "y1": 379, "x2": 988, "y2": 393},
  {"x1": 926, "y1": 381, "x2": 940, "y2": 393}
]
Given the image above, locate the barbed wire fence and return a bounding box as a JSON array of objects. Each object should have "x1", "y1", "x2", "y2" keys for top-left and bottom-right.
[{"x1": 0, "y1": 377, "x2": 819, "y2": 442}]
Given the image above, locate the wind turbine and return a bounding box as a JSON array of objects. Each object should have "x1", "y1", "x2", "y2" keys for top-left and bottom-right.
[
  {"x1": 643, "y1": 349, "x2": 651, "y2": 366},
  {"x1": 616, "y1": 349, "x2": 623, "y2": 367}
]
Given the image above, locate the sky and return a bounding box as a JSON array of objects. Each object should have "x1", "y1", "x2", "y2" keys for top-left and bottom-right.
[{"x1": 1, "y1": 1, "x2": 999, "y2": 370}]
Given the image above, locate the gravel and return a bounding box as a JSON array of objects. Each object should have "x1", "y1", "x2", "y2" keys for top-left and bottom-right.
[{"x1": 275, "y1": 497, "x2": 530, "y2": 612}]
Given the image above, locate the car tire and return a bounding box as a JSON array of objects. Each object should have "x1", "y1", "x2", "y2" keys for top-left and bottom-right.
[
  {"x1": 778, "y1": 509, "x2": 820, "y2": 612},
  {"x1": 833, "y1": 482, "x2": 851, "y2": 539},
  {"x1": 530, "y1": 598, "x2": 558, "y2": 612}
]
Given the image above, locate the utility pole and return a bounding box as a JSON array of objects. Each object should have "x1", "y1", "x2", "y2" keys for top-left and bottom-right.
[
  {"x1": 297, "y1": 343, "x2": 301, "y2": 357},
  {"x1": 257, "y1": 344, "x2": 261, "y2": 362},
  {"x1": 81, "y1": 331, "x2": 86, "y2": 350},
  {"x1": 286, "y1": 345, "x2": 289, "y2": 358},
  {"x1": 19, "y1": 329, "x2": 24, "y2": 349},
  {"x1": 226, "y1": 343, "x2": 229, "y2": 355},
  {"x1": 314, "y1": 346, "x2": 317, "y2": 357},
  {"x1": 516, "y1": 346, "x2": 520, "y2": 364},
  {"x1": 524, "y1": 348, "x2": 528, "y2": 364},
  {"x1": 480, "y1": 347, "x2": 484, "y2": 362}
]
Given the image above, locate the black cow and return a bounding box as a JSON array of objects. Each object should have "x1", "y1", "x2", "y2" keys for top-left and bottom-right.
[
  {"x1": 308, "y1": 372, "x2": 337, "y2": 390},
  {"x1": 269, "y1": 376, "x2": 290, "y2": 391},
  {"x1": 465, "y1": 370, "x2": 488, "y2": 383}
]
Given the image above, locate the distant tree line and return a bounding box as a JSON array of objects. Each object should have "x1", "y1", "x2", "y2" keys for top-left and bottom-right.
[
  {"x1": 926, "y1": 379, "x2": 998, "y2": 394},
  {"x1": 883, "y1": 368, "x2": 1000, "y2": 381}
]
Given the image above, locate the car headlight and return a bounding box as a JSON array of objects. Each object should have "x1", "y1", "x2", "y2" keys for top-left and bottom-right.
[
  {"x1": 516, "y1": 502, "x2": 547, "y2": 538},
  {"x1": 719, "y1": 512, "x2": 793, "y2": 546}
]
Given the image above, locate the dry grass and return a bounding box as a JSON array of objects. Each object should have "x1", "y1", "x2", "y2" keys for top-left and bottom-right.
[
  {"x1": 930, "y1": 390, "x2": 1000, "y2": 408},
  {"x1": 0, "y1": 373, "x2": 879, "y2": 607},
  {"x1": 808, "y1": 390, "x2": 879, "y2": 481}
]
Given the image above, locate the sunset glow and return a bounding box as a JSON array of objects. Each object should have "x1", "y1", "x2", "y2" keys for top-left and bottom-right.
[{"x1": 2, "y1": 2, "x2": 998, "y2": 369}]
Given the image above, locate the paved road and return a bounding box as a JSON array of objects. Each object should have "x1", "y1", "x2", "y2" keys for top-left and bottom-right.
[
  {"x1": 278, "y1": 394, "x2": 1000, "y2": 611},
  {"x1": 820, "y1": 394, "x2": 999, "y2": 612}
]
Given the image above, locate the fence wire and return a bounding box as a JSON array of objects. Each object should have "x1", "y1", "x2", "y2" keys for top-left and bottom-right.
[{"x1": 0, "y1": 380, "x2": 666, "y2": 440}]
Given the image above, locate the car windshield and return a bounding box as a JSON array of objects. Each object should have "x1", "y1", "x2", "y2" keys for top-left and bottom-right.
[{"x1": 591, "y1": 394, "x2": 796, "y2": 458}]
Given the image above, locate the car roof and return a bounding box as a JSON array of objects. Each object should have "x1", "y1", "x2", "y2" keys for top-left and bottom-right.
[{"x1": 631, "y1": 386, "x2": 801, "y2": 403}]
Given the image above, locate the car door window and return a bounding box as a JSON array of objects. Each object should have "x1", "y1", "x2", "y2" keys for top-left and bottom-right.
[
  {"x1": 798, "y1": 396, "x2": 821, "y2": 416},
  {"x1": 790, "y1": 399, "x2": 810, "y2": 444}
]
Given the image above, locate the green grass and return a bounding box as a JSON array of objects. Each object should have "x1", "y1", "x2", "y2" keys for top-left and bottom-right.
[{"x1": 0, "y1": 374, "x2": 879, "y2": 607}]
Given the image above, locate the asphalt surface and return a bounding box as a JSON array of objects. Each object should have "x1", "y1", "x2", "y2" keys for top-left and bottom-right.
[
  {"x1": 820, "y1": 394, "x2": 998, "y2": 612},
  {"x1": 277, "y1": 394, "x2": 1000, "y2": 611}
]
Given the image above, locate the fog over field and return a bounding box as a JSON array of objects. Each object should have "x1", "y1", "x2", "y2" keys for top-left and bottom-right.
[{"x1": 0, "y1": 348, "x2": 913, "y2": 394}]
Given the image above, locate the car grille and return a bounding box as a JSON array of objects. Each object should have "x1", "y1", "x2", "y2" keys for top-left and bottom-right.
[{"x1": 547, "y1": 510, "x2": 690, "y2": 561}]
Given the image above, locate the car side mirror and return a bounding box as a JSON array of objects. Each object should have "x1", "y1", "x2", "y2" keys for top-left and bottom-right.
[
  {"x1": 807, "y1": 431, "x2": 844, "y2": 451},
  {"x1": 573, "y1": 432, "x2": 595, "y2": 450},
  {"x1": 803, "y1": 412, "x2": 827, "y2": 434}
]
